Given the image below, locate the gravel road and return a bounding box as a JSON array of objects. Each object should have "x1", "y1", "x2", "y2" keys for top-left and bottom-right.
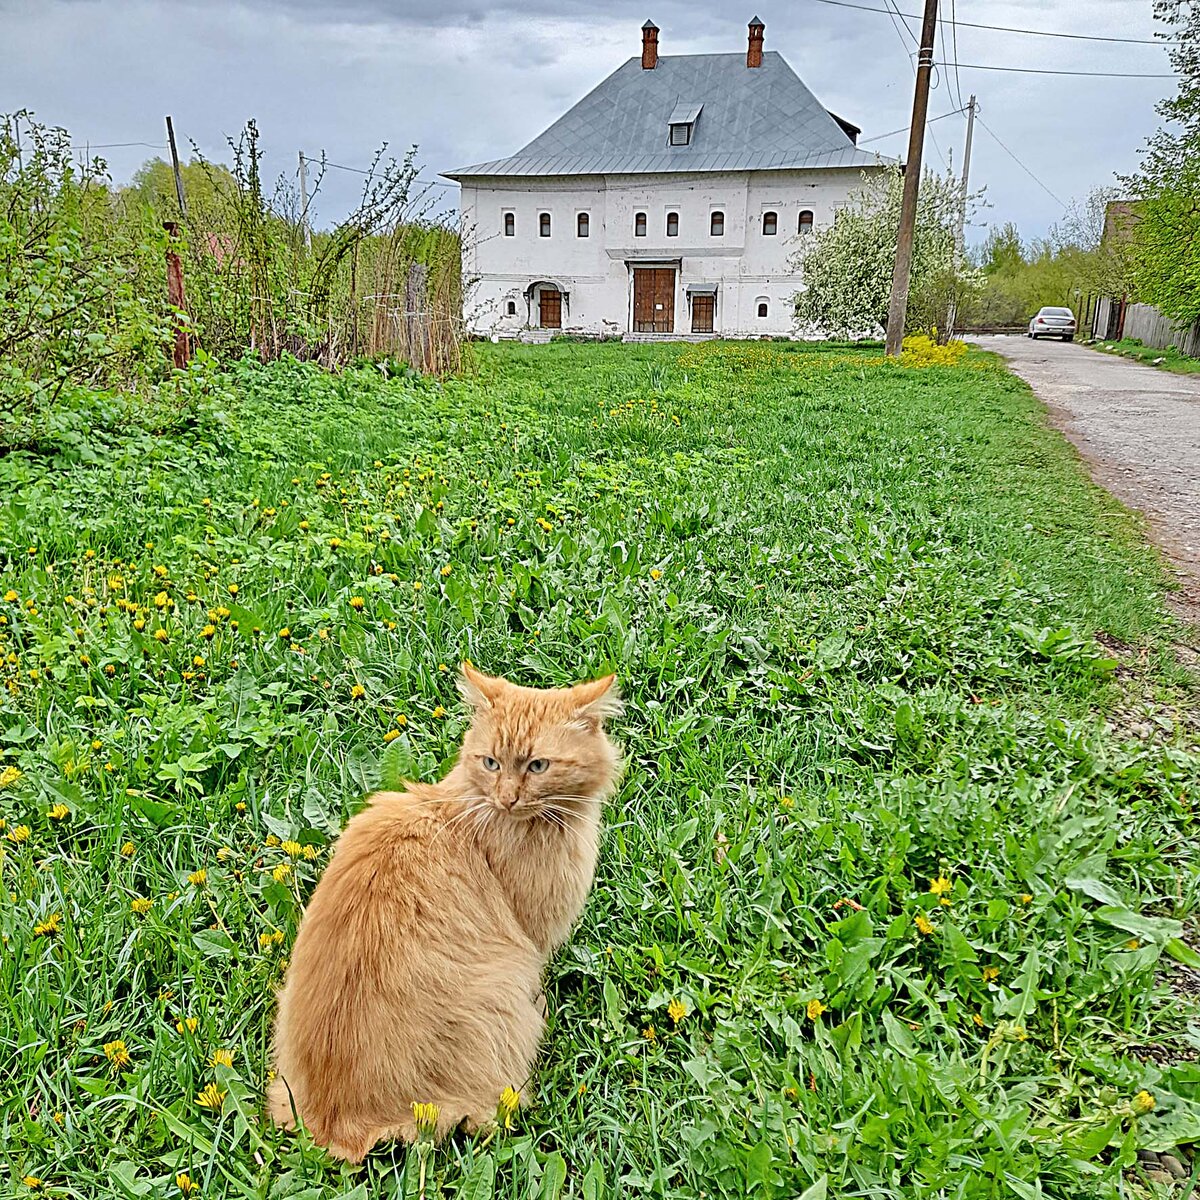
[{"x1": 970, "y1": 335, "x2": 1200, "y2": 619}]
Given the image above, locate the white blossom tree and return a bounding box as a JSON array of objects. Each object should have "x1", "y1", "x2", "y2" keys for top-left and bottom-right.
[{"x1": 792, "y1": 165, "x2": 981, "y2": 340}]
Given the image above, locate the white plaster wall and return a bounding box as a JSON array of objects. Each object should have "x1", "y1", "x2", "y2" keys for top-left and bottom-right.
[{"x1": 459, "y1": 168, "x2": 876, "y2": 338}]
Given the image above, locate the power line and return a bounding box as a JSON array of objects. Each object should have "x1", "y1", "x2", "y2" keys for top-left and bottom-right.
[
  {"x1": 947, "y1": 0, "x2": 965, "y2": 110},
  {"x1": 858, "y1": 106, "x2": 967, "y2": 144},
  {"x1": 975, "y1": 115, "x2": 1066, "y2": 210},
  {"x1": 319, "y1": 159, "x2": 457, "y2": 188},
  {"x1": 811, "y1": 0, "x2": 1178, "y2": 45},
  {"x1": 69, "y1": 140, "x2": 166, "y2": 151},
  {"x1": 934, "y1": 61, "x2": 1176, "y2": 78}
]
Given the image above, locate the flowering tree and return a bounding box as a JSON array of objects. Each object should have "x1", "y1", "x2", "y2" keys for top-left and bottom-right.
[{"x1": 791, "y1": 165, "x2": 979, "y2": 340}]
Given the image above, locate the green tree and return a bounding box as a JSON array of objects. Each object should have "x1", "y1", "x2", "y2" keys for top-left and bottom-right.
[
  {"x1": 1121, "y1": 0, "x2": 1200, "y2": 326},
  {"x1": 791, "y1": 165, "x2": 979, "y2": 340}
]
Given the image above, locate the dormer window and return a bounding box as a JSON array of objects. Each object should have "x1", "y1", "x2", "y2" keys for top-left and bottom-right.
[{"x1": 666, "y1": 102, "x2": 702, "y2": 148}]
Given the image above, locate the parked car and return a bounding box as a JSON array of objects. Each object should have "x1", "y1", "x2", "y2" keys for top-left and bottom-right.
[{"x1": 1028, "y1": 306, "x2": 1077, "y2": 341}]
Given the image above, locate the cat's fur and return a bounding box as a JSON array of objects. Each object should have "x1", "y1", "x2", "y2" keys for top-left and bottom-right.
[{"x1": 267, "y1": 663, "x2": 622, "y2": 1162}]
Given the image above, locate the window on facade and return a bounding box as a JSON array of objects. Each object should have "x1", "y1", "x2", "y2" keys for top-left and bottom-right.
[
  {"x1": 710, "y1": 210, "x2": 724, "y2": 237},
  {"x1": 503, "y1": 212, "x2": 515, "y2": 237},
  {"x1": 577, "y1": 212, "x2": 589, "y2": 237},
  {"x1": 757, "y1": 301, "x2": 769, "y2": 318},
  {"x1": 635, "y1": 211, "x2": 647, "y2": 237},
  {"x1": 666, "y1": 211, "x2": 679, "y2": 237},
  {"x1": 669, "y1": 122, "x2": 691, "y2": 146},
  {"x1": 798, "y1": 210, "x2": 814, "y2": 235},
  {"x1": 762, "y1": 211, "x2": 777, "y2": 236},
  {"x1": 506, "y1": 300, "x2": 517, "y2": 316},
  {"x1": 539, "y1": 213, "x2": 551, "y2": 238}
]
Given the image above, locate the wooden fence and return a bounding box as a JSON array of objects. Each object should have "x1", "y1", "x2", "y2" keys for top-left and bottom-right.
[{"x1": 1092, "y1": 297, "x2": 1200, "y2": 356}]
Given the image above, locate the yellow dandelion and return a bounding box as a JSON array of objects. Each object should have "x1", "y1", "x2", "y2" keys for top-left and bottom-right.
[
  {"x1": 983, "y1": 966, "x2": 1000, "y2": 982},
  {"x1": 278, "y1": 627, "x2": 290, "y2": 640},
  {"x1": 216, "y1": 846, "x2": 234, "y2": 862},
  {"x1": 272, "y1": 862, "x2": 292, "y2": 882},
  {"x1": 8, "y1": 824, "x2": 31, "y2": 844},
  {"x1": 3, "y1": 590, "x2": 16, "y2": 603},
  {"x1": 915, "y1": 914, "x2": 935, "y2": 935},
  {"x1": 196, "y1": 1082, "x2": 226, "y2": 1110},
  {"x1": 133, "y1": 618, "x2": 146, "y2": 632},
  {"x1": 431, "y1": 705, "x2": 446, "y2": 719},
  {"x1": 0, "y1": 765, "x2": 23, "y2": 789},
  {"x1": 302, "y1": 844, "x2": 319, "y2": 860},
  {"x1": 383, "y1": 729, "x2": 401, "y2": 744},
  {"x1": 440, "y1": 564, "x2": 452, "y2": 577},
  {"x1": 209, "y1": 1048, "x2": 235, "y2": 1069},
  {"x1": 281, "y1": 840, "x2": 302, "y2": 858},
  {"x1": 650, "y1": 568, "x2": 663, "y2": 580},
  {"x1": 973, "y1": 1013, "x2": 984, "y2": 1027},
  {"x1": 258, "y1": 932, "x2": 277, "y2": 950},
  {"x1": 234, "y1": 801, "x2": 247, "y2": 813},
  {"x1": 1132, "y1": 1090, "x2": 1156, "y2": 1115},
  {"x1": 497, "y1": 1085, "x2": 520, "y2": 1130},
  {"x1": 350, "y1": 684, "x2": 366, "y2": 700},
  {"x1": 806, "y1": 998, "x2": 827, "y2": 1021},
  {"x1": 33, "y1": 912, "x2": 62, "y2": 937},
  {"x1": 264, "y1": 833, "x2": 281, "y2": 847},
  {"x1": 176, "y1": 1017, "x2": 199, "y2": 1034},
  {"x1": 928, "y1": 875, "x2": 952, "y2": 896},
  {"x1": 349, "y1": 596, "x2": 365, "y2": 610},
  {"x1": 176, "y1": 1172, "x2": 199, "y2": 1195},
  {"x1": 153, "y1": 629, "x2": 168, "y2": 643},
  {"x1": 328, "y1": 537, "x2": 342, "y2": 549},
  {"x1": 412, "y1": 581, "x2": 423, "y2": 591},
  {"x1": 412, "y1": 1101, "x2": 440, "y2": 1137},
  {"x1": 120, "y1": 841, "x2": 135, "y2": 857},
  {"x1": 188, "y1": 868, "x2": 207, "y2": 887},
  {"x1": 642, "y1": 1024, "x2": 657, "y2": 1042},
  {"x1": 1019, "y1": 893, "x2": 1033, "y2": 905},
  {"x1": 299, "y1": 520, "x2": 310, "y2": 531},
  {"x1": 192, "y1": 655, "x2": 205, "y2": 668},
  {"x1": 131, "y1": 897, "x2": 152, "y2": 915},
  {"x1": 227, "y1": 584, "x2": 238, "y2": 596},
  {"x1": 395, "y1": 714, "x2": 408, "y2": 727},
  {"x1": 668, "y1": 998, "x2": 687, "y2": 1025},
  {"x1": 22, "y1": 1177, "x2": 42, "y2": 1190},
  {"x1": 201, "y1": 624, "x2": 216, "y2": 639},
  {"x1": 104, "y1": 1039, "x2": 131, "y2": 1068},
  {"x1": 153, "y1": 591, "x2": 169, "y2": 609}
]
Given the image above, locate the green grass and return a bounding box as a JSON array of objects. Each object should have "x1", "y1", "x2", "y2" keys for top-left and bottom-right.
[
  {"x1": 1091, "y1": 337, "x2": 1200, "y2": 375},
  {"x1": 1, "y1": 340, "x2": 1198, "y2": 1199}
]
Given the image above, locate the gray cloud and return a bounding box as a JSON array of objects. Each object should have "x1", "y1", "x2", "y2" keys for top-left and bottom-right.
[{"x1": 0, "y1": 0, "x2": 1174, "y2": 242}]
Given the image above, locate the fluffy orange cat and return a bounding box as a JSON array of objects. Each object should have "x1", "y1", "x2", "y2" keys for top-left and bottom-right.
[{"x1": 268, "y1": 663, "x2": 622, "y2": 1162}]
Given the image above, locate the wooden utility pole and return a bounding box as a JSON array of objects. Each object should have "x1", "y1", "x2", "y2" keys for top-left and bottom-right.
[
  {"x1": 162, "y1": 221, "x2": 191, "y2": 368},
  {"x1": 884, "y1": 0, "x2": 939, "y2": 357},
  {"x1": 165, "y1": 116, "x2": 188, "y2": 221},
  {"x1": 298, "y1": 151, "x2": 312, "y2": 250}
]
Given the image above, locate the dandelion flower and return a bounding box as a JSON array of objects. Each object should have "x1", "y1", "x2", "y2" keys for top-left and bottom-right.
[
  {"x1": 350, "y1": 684, "x2": 366, "y2": 700},
  {"x1": 176, "y1": 1172, "x2": 199, "y2": 1195},
  {"x1": 928, "y1": 875, "x2": 952, "y2": 896},
  {"x1": 154, "y1": 591, "x2": 170, "y2": 609},
  {"x1": 209, "y1": 1048, "x2": 234, "y2": 1069},
  {"x1": 8, "y1": 824, "x2": 31, "y2": 844},
  {"x1": 973, "y1": 1013, "x2": 985, "y2": 1027},
  {"x1": 120, "y1": 841, "x2": 135, "y2": 857},
  {"x1": 650, "y1": 569, "x2": 663, "y2": 581},
  {"x1": 196, "y1": 1082, "x2": 227, "y2": 1109},
  {"x1": 278, "y1": 628, "x2": 290, "y2": 640},
  {"x1": 642, "y1": 1024, "x2": 657, "y2": 1043},
  {"x1": 1132, "y1": 1090, "x2": 1156, "y2": 1115},
  {"x1": 33, "y1": 912, "x2": 62, "y2": 937},
  {"x1": 228, "y1": 584, "x2": 238, "y2": 596},
  {"x1": 668, "y1": 998, "x2": 687, "y2": 1025},
  {"x1": 302, "y1": 844, "x2": 319, "y2": 860},
  {"x1": 383, "y1": 729, "x2": 401, "y2": 744},
  {"x1": 412, "y1": 1101, "x2": 440, "y2": 1137},
  {"x1": 328, "y1": 538, "x2": 342, "y2": 550},
  {"x1": 104, "y1": 1039, "x2": 131, "y2": 1068},
  {"x1": 0, "y1": 765, "x2": 23, "y2": 790},
  {"x1": 349, "y1": 596, "x2": 365, "y2": 610},
  {"x1": 281, "y1": 840, "x2": 302, "y2": 858},
  {"x1": 395, "y1": 714, "x2": 408, "y2": 727},
  {"x1": 497, "y1": 1086, "x2": 520, "y2": 1130},
  {"x1": 188, "y1": 868, "x2": 207, "y2": 887},
  {"x1": 22, "y1": 1177, "x2": 42, "y2": 1190},
  {"x1": 131, "y1": 897, "x2": 152, "y2": 915},
  {"x1": 982, "y1": 966, "x2": 999, "y2": 983},
  {"x1": 153, "y1": 629, "x2": 169, "y2": 644},
  {"x1": 431, "y1": 705, "x2": 446, "y2": 719},
  {"x1": 3, "y1": 591, "x2": 16, "y2": 603},
  {"x1": 176, "y1": 1017, "x2": 199, "y2": 1034},
  {"x1": 440, "y1": 565, "x2": 452, "y2": 577},
  {"x1": 915, "y1": 914, "x2": 935, "y2": 935},
  {"x1": 273, "y1": 863, "x2": 292, "y2": 883},
  {"x1": 806, "y1": 998, "x2": 827, "y2": 1021},
  {"x1": 1019, "y1": 893, "x2": 1033, "y2": 905},
  {"x1": 201, "y1": 624, "x2": 216, "y2": 639}
]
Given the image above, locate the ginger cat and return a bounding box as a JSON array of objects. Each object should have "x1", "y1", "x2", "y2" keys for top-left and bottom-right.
[{"x1": 268, "y1": 663, "x2": 622, "y2": 1162}]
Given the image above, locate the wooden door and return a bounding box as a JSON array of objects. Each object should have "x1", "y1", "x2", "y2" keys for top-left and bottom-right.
[
  {"x1": 539, "y1": 289, "x2": 562, "y2": 329},
  {"x1": 633, "y1": 269, "x2": 674, "y2": 333},
  {"x1": 691, "y1": 294, "x2": 714, "y2": 333}
]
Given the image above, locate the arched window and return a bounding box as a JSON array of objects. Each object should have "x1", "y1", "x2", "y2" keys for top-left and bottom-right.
[
  {"x1": 634, "y1": 211, "x2": 647, "y2": 237},
  {"x1": 757, "y1": 301, "x2": 769, "y2": 318},
  {"x1": 503, "y1": 212, "x2": 515, "y2": 237},
  {"x1": 505, "y1": 300, "x2": 517, "y2": 316},
  {"x1": 666, "y1": 211, "x2": 679, "y2": 237},
  {"x1": 710, "y1": 210, "x2": 724, "y2": 237},
  {"x1": 577, "y1": 212, "x2": 589, "y2": 238},
  {"x1": 762, "y1": 211, "x2": 777, "y2": 236},
  {"x1": 539, "y1": 213, "x2": 551, "y2": 238},
  {"x1": 798, "y1": 210, "x2": 814, "y2": 234}
]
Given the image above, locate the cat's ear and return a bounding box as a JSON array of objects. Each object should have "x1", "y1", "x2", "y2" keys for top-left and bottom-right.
[
  {"x1": 458, "y1": 661, "x2": 504, "y2": 709},
  {"x1": 570, "y1": 674, "x2": 622, "y2": 730}
]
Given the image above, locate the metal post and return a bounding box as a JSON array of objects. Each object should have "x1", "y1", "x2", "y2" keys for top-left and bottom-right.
[
  {"x1": 885, "y1": 0, "x2": 939, "y2": 357},
  {"x1": 165, "y1": 116, "x2": 188, "y2": 221},
  {"x1": 946, "y1": 94, "x2": 976, "y2": 339}
]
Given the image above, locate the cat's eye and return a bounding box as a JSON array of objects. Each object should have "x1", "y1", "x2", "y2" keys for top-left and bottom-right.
[
  {"x1": 481, "y1": 756, "x2": 501, "y2": 772},
  {"x1": 527, "y1": 758, "x2": 550, "y2": 774}
]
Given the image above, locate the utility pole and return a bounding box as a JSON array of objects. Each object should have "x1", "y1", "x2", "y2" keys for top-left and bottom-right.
[
  {"x1": 946, "y1": 94, "x2": 976, "y2": 339},
  {"x1": 165, "y1": 116, "x2": 188, "y2": 221},
  {"x1": 298, "y1": 151, "x2": 312, "y2": 250},
  {"x1": 884, "y1": 0, "x2": 939, "y2": 357}
]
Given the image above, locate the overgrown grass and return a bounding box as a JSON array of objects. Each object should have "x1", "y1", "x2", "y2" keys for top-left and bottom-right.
[
  {"x1": 1091, "y1": 337, "x2": 1200, "y2": 375},
  {"x1": 1, "y1": 341, "x2": 1198, "y2": 1199}
]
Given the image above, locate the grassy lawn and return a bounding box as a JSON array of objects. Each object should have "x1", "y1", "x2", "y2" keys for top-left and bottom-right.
[
  {"x1": 1091, "y1": 337, "x2": 1200, "y2": 375},
  {"x1": 2, "y1": 340, "x2": 1199, "y2": 1199}
]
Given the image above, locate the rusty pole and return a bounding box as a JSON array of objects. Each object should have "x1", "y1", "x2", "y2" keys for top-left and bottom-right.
[{"x1": 163, "y1": 221, "x2": 191, "y2": 368}]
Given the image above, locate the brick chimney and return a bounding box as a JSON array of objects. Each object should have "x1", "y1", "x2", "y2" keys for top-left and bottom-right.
[
  {"x1": 747, "y1": 16, "x2": 764, "y2": 68},
  {"x1": 642, "y1": 20, "x2": 659, "y2": 69}
]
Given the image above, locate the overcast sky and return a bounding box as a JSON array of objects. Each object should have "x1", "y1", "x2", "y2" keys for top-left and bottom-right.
[{"x1": 1, "y1": 0, "x2": 1178, "y2": 245}]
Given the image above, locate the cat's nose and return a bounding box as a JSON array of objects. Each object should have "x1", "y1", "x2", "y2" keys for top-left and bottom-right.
[{"x1": 498, "y1": 791, "x2": 519, "y2": 811}]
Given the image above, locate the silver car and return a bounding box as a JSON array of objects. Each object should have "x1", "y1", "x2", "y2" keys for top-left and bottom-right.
[{"x1": 1028, "y1": 306, "x2": 1076, "y2": 341}]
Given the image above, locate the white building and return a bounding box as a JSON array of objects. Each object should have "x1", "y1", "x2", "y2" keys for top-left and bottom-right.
[{"x1": 444, "y1": 18, "x2": 886, "y2": 340}]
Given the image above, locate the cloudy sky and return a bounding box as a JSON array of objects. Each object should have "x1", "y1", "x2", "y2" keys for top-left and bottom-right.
[{"x1": 1, "y1": 0, "x2": 1179, "y2": 245}]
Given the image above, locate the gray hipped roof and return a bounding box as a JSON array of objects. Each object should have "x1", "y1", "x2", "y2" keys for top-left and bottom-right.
[{"x1": 444, "y1": 51, "x2": 885, "y2": 179}]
